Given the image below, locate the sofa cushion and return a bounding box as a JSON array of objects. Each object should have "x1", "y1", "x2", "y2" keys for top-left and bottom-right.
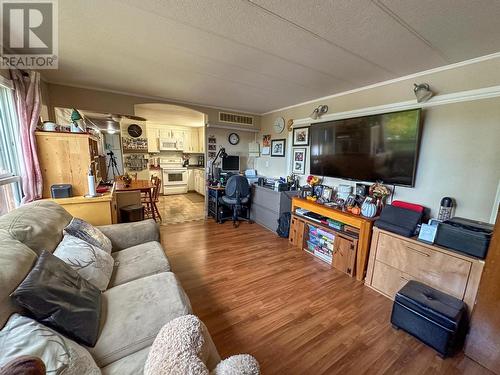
[
  {"x1": 109, "y1": 241, "x2": 170, "y2": 288},
  {"x1": 101, "y1": 346, "x2": 150, "y2": 375},
  {"x1": 0, "y1": 230, "x2": 37, "y2": 329},
  {"x1": 0, "y1": 201, "x2": 72, "y2": 254},
  {"x1": 54, "y1": 234, "x2": 114, "y2": 291},
  {"x1": 0, "y1": 314, "x2": 100, "y2": 374},
  {"x1": 64, "y1": 218, "x2": 112, "y2": 254},
  {"x1": 10, "y1": 251, "x2": 102, "y2": 347},
  {"x1": 88, "y1": 272, "x2": 192, "y2": 366}
]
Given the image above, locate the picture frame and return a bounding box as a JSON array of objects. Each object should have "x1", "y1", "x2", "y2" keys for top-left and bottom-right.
[
  {"x1": 293, "y1": 126, "x2": 309, "y2": 146},
  {"x1": 292, "y1": 148, "x2": 306, "y2": 174},
  {"x1": 262, "y1": 134, "x2": 271, "y2": 155},
  {"x1": 271, "y1": 139, "x2": 286, "y2": 157},
  {"x1": 321, "y1": 186, "x2": 333, "y2": 201}
]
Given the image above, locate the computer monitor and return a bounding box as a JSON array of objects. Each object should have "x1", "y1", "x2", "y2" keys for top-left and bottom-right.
[{"x1": 222, "y1": 155, "x2": 240, "y2": 172}]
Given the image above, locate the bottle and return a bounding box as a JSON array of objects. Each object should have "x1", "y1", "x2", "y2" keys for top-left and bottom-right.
[
  {"x1": 438, "y1": 197, "x2": 454, "y2": 221},
  {"x1": 87, "y1": 166, "x2": 96, "y2": 197}
]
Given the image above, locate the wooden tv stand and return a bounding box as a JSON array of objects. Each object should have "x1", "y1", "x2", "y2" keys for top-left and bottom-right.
[{"x1": 290, "y1": 197, "x2": 376, "y2": 281}]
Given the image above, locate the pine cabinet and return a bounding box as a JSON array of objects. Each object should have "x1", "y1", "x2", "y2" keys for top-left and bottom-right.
[{"x1": 36, "y1": 131, "x2": 104, "y2": 198}]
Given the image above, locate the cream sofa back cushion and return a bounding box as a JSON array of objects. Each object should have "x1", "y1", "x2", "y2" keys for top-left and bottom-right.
[
  {"x1": 0, "y1": 230, "x2": 37, "y2": 329},
  {"x1": 0, "y1": 201, "x2": 72, "y2": 254}
]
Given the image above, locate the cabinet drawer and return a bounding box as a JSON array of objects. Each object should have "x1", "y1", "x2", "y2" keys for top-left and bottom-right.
[
  {"x1": 252, "y1": 188, "x2": 280, "y2": 213},
  {"x1": 376, "y1": 232, "x2": 471, "y2": 299},
  {"x1": 371, "y1": 261, "x2": 411, "y2": 299}
]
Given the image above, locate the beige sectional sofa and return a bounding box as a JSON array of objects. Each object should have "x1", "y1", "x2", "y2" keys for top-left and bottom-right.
[{"x1": 0, "y1": 201, "x2": 221, "y2": 374}]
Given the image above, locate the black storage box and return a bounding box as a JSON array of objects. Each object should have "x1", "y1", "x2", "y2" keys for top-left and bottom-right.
[
  {"x1": 391, "y1": 280, "x2": 468, "y2": 357},
  {"x1": 374, "y1": 205, "x2": 423, "y2": 237},
  {"x1": 435, "y1": 217, "x2": 493, "y2": 259},
  {"x1": 50, "y1": 184, "x2": 72, "y2": 198}
]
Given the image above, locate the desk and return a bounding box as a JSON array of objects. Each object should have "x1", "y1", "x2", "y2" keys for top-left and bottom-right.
[
  {"x1": 43, "y1": 187, "x2": 116, "y2": 226},
  {"x1": 115, "y1": 179, "x2": 156, "y2": 221},
  {"x1": 291, "y1": 197, "x2": 376, "y2": 281},
  {"x1": 207, "y1": 186, "x2": 225, "y2": 222}
]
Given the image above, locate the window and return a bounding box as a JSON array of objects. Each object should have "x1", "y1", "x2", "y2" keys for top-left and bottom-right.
[{"x1": 0, "y1": 79, "x2": 23, "y2": 214}]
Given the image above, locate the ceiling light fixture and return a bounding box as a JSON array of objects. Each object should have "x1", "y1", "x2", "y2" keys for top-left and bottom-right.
[
  {"x1": 310, "y1": 105, "x2": 329, "y2": 120},
  {"x1": 413, "y1": 83, "x2": 434, "y2": 103}
]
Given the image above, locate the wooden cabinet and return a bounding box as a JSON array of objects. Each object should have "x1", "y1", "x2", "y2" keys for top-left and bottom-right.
[
  {"x1": 192, "y1": 169, "x2": 205, "y2": 196},
  {"x1": 289, "y1": 213, "x2": 357, "y2": 276},
  {"x1": 198, "y1": 127, "x2": 205, "y2": 153},
  {"x1": 290, "y1": 198, "x2": 375, "y2": 281},
  {"x1": 36, "y1": 131, "x2": 104, "y2": 198},
  {"x1": 187, "y1": 169, "x2": 195, "y2": 191},
  {"x1": 147, "y1": 125, "x2": 160, "y2": 153},
  {"x1": 365, "y1": 228, "x2": 485, "y2": 311}
]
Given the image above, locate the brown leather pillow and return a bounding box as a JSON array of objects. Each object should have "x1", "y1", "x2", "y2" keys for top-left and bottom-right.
[
  {"x1": 10, "y1": 251, "x2": 101, "y2": 347},
  {"x1": 0, "y1": 356, "x2": 46, "y2": 375}
]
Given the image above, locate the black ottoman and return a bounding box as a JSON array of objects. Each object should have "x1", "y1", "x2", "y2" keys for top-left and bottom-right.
[{"x1": 391, "y1": 280, "x2": 468, "y2": 357}]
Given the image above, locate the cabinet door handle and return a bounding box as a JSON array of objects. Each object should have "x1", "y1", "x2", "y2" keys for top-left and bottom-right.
[{"x1": 405, "y1": 246, "x2": 430, "y2": 257}]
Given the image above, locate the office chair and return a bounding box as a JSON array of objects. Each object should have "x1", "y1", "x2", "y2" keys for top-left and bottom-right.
[{"x1": 219, "y1": 175, "x2": 252, "y2": 227}]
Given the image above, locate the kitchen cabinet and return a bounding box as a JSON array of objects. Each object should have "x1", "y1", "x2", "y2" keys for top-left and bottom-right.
[
  {"x1": 187, "y1": 169, "x2": 195, "y2": 191},
  {"x1": 198, "y1": 128, "x2": 205, "y2": 153},
  {"x1": 193, "y1": 169, "x2": 205, "y2": 196},
  {"x1": 147, "y1": 126, "x2": 160, "y2": 153}
]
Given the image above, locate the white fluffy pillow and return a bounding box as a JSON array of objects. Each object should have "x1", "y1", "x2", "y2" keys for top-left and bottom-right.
[
  {"x1": 54, "y1": 234, "x2": 114, "y2": 291},
  {"x1": 144, "y1": 315, "x2": 259, "y2": 375},
  {"x1": 0, "y1": 314, "x2": 100, "y2": 374}
]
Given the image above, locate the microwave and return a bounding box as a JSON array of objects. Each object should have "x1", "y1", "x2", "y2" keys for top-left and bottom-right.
[{"x1": 160, "y1": 138, "x2": 183, "y2": 151}]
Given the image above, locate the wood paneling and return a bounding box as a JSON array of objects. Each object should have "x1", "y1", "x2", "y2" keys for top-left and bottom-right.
[
  {"x1": 465, "y1": 209, "x2": 500, "y2": 373},
  {"x1": 161, "y1": 220, "x2": 490, "y2": 374}
]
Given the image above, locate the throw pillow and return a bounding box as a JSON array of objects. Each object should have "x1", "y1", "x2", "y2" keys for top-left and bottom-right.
[
  {"x1": 54, "y1": 234, "x2": 114, "y2": 291},
  {"x1": 10, "y1": 251, "x2": 102, "y2": 347},
  {"x1": 64, "y1": 218, "x2": 112, "y2": 253},
  {"x1": 0, "y1": 356, "x2": 45, "y2": 375},
  {"x1": 0, "y1": 314, "x2": 100, "y2": 375},
  {"x1": 144, "y1": 315, "x2": 260, "y2": 375}
]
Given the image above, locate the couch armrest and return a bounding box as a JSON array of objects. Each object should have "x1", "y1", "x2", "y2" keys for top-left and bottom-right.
[{"x1": 97, "y1": 219, "x2": 160, "y2": 251}]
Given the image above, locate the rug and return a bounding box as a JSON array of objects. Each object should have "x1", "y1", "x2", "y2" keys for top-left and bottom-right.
[{"x1": 185, "y1": 192, "x2": 205, "y2": 203}]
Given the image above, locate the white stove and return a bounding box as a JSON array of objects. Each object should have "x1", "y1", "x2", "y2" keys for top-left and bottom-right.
[{"x1": 160, "y1": 156, "x2": 188, "y2": 195}]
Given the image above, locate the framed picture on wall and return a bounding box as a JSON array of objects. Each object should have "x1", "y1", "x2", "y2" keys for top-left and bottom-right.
[
  {"x1": 271, "y1": 139, "x2": 286, "y2": 157},
  {"x1": 293, "y1": 127, "x2": 309, "y2": 146},
  {"x1": 262, "y1": 134, "x2": 271, "y2": 155},
  {"x1": 292, "y1": 148, "x2": 306, "y2": 174}
]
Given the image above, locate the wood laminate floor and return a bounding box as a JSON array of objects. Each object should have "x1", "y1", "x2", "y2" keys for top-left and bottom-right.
[{"x1": 161, "y1": 220, "x2": 490, "y2": 375}]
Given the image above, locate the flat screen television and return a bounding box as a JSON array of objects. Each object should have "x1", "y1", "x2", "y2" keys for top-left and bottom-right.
[
  {"x1": 222, "y1": 155, "x2": 240, "y2": 172},
  {"x1": 310, "y1": 109, "x2": 422, "y2": 187}
]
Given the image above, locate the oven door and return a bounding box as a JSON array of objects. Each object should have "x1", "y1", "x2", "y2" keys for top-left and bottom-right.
[{"x1": 163, "y1": 169, "x2": 187, "y2": 186}]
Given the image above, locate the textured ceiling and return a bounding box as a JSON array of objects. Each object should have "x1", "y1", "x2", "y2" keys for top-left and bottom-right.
[{"x1": 42, "y1": 0, "x2": 500, "y2": 114}]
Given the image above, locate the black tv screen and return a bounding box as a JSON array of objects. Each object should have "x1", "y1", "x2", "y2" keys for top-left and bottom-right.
[{"x1": 310, "y1": 109, "x2": 422, "y2": 186}]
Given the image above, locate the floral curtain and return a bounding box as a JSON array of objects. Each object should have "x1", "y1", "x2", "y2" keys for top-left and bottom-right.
[{"x1": 10, "y1": 70, "x2": 43, "y2": 203}]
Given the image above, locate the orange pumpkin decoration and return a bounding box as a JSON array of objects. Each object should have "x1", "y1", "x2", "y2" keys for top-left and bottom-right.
[{"x1": 351, "y1": 206, "x2": 361, "y2": 215}]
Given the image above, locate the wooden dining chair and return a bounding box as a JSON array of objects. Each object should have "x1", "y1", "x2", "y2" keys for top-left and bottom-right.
[{"x1": 142, "y1": 176, "x2": 162, "y2": 221}]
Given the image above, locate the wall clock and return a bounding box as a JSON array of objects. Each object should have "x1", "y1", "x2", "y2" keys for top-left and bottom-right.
[
  {"x1": 228, "y1": 132, "x2": 240, "y2": 145},
  {"x1": 127, "y1": 124, "x2": 142, "y2": 138},
  {"x1": 273, "y1": 117, "x2": 285, "y2": 134}
]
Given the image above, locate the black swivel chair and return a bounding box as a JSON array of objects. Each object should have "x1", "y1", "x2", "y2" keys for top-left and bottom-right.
[{"x1": 219, "y1": 175, "x2": 252, "y2": 227}]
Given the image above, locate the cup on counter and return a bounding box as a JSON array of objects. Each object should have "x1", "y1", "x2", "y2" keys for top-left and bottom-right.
[{"x1": 42, "y1": 121, "x2": 57, "y2": 131}]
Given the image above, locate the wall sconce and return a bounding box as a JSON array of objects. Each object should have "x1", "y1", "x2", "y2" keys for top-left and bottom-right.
[
  {"x1": 310, "y1": 105, "x2": 329, "y2": 120},
  {"x1": 413, "y1": 83, "x2": 434, "y2": 103}
]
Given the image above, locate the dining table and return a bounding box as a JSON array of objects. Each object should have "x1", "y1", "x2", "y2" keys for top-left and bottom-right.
[{"x1": 115, "y1": 179, "x2": 157, "y2": 221}]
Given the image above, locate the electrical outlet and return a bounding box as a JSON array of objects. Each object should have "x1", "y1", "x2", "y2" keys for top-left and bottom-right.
[{"x1": 265, "y1": 160, "x2": 270, "y2": 168}]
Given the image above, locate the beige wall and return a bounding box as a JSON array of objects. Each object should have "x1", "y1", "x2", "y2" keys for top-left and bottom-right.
[
  {"x1": 44, "y1": 83, "x2": 260, "y2": 130},
  {"x1": 206, "y1": 127, "x2": 257, "y2": 171},
  {"x1": 255, "y1": 58, "x2": 500, "y2": 222}
]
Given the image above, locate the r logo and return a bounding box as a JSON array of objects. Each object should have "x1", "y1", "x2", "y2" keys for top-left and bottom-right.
[{"x1": 2, "y1": 1, "x2": 53, "y2": 55}]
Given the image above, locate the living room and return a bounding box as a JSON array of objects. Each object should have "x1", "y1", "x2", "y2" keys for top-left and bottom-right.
[{"x1": 1, "y1": 1, "x2": 500, "y2": 374}]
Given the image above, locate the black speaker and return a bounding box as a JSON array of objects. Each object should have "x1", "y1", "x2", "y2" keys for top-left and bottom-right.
[{"x1": 51, "y1": 184, "x2": 72, "y2": 198}]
